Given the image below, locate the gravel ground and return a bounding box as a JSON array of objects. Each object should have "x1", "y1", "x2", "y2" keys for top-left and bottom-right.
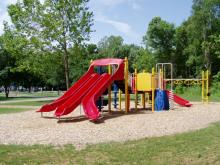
[{"x1": 0, "y1": 102, "x2": 220, "y2": 150}]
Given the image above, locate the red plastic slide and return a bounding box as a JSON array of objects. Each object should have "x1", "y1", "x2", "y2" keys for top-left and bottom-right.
[
  {"x1": 37, "y1": 70, "x2": 94, "y2": 112},
  {"x1": 55, "y1": 73, "x2": 100, "y2": 117},
  {"x1": 82, "y1": 73, "x2": 112, "y2": 121},
  {"x1": 166, "y1": 90, "x2": 192, "y2": 107},
  {"x1": 38, "y1": 58, "x2": 125, "y2": 121}
]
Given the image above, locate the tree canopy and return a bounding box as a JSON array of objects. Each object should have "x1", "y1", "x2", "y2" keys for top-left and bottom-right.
[{"x1": 0, "y1": 0, "x2": 219, "y2": 97}]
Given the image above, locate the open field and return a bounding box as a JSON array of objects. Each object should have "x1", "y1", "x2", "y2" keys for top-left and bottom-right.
[
  {"x1": 1, "y1": 100, "x2": 52, "y2": 106},
  {"x1": 0, "y1": 107, "x2": 31, "y2": 114}
]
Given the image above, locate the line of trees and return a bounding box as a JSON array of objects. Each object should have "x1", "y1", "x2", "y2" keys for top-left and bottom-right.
[{"x1": 0, "y1": 0, "x2": 219, "y2": 98}]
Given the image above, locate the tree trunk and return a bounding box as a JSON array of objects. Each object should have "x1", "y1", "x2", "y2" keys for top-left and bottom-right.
[
  {"x1": 28, "y1": 86, "x2": 31, "y2": 93},
  {"x1": 63, "y1": 49, "x2": 70, "y2": 89},
  {"x1": 57, "y1": 86, "x2": 60, "y2": 96},
  {"x1": 4, "y1": 86, "x2": 9, "y2": 98}
]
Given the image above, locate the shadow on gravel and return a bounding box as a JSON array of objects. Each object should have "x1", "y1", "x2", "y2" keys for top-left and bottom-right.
[
  {"x1": 55, "y1": 108, "x2": 152, "y2": 124},
  {"x1": 57, "y1": 116, "x2": 88, "y2": 123},
  {"x1": 94, "y1": 108, "x2": 152, "y2": 124}
]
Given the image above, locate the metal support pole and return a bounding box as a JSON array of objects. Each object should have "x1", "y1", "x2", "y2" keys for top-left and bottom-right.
[
  {"x1": 125, "y1": 57, "x2": 129, "y2": 113},
  {"x1": 202, "y1": 71, "x2": 205, "y2": 103},
  {"x1": 119, "y1": 89, "x2": 122, "y2": 111},
  {"x1": 206, "y1": 70, "x2": 209, "y2": 104},
  {"x1": 142, "y1": 93, "x2": 146, "y2": 109},
  {"x1": 135, "y1": 69, "x2": 138, "y2": 111},
  {"x1": 108, "y1": 65, "x2": 112, "y2": 113},
  {"x1": 152, "y1": 67, "x2": 155, "y2": 112}
]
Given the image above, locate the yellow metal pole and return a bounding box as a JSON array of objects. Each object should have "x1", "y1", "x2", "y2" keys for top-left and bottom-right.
[
  {"x1": 108, "y1": 65, "x2": 112, "y2": 113},
  {"x1": 119, "y1": 89, "x2": 122, "y2": 111},
  {"x1": 202, "y1": 71, "x2": 204, "y2": 103},
  {"x1": 147, "y1": 93, "x2": 150, "y2": 105},
  {"x1": 206, "y1": 70, "x2": 209, "y2": 104},
  {"x1": 159, "y1": 69, "x2": 162, "y2": 89},
  {"x1": 142, "y1": 93, "x2": 146, "y2": 109},
  {"x1": 135, "y1": 69, "x2": 138, "y2": 111},
  {"x1": 125, "y1": 57, "x2": 129, "y2": 113},
  {"x1": 152, "y1": 67, "x2": 155, "y2": 112}
]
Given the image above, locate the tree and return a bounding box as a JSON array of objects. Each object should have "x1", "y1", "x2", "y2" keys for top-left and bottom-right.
[
  {"x1": 174, "y1": 25, "x2": 190, "y2": 77},
  {"x1": 0, "y1": 40, "x2": 15, "y2": 98},
  {"x1": 133, "y1": 48, "x2": 155, "y2": 72},
  {"x1": 143, "y1": 17, "x2": 175, "y2": 63},
  {"x1": 97, "y1": 35, "x2": 123, "y2": 58},
  {"x1": 186, "y1": 0, "x2": 220, "y2": 74},
  {"x1": 8, "y1": 0, "x2": 93, "y2": 89}
]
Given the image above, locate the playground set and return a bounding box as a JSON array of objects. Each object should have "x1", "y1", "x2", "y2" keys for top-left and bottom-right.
[{"x1": 37, "y1": 58, "x2": 209, "y2": 121}]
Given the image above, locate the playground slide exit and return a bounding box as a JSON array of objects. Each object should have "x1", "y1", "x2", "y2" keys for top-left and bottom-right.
[
  {"x1": 54, "y1": 73, "x2": 100, "y2": 117},
  {"x1": 37, "y1": 70, "x2": 95, "y2": 113},
  {"x1": 166, "y1": 90, "x2": 192, "y2": 107},
  {"x1": 38, "y1": 58, "x2": 125, "y2": 121},
  {"x1": 82, "y1": 73, "x2": 112, "y2": 120}
]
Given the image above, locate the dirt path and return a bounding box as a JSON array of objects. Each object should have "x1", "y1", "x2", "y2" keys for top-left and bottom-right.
[{"x1": 0, "y1": 102, "x2": 220, "y2": 150}]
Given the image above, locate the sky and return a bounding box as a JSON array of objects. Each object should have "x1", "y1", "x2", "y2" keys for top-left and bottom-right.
[{"x1": 0, "y1": 0, "x2": 193, "y2": 45}]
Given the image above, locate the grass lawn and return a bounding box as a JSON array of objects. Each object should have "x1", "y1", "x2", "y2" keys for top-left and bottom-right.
[
  {"x1": 21, "y1": 91, "x2": 61, "y2": 97},
  {"x1": 0, "y1": 97, "x2": 36, "y2": 101},
  {"x1": 0, "y1": 107, "x2": 31, "y2": 114},
  {"x1": 1, "y1": 100, "x2": 53, "y2": 106},
  {"x1": 0, "y1": 91, "x2": 61, "y2": 100},
  {"x1": 0, "y1": 122, "x2": 220, "y2": 164}
]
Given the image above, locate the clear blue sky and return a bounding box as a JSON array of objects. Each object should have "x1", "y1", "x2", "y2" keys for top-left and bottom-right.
[{"x1": 0, "y1": 0, "x2": 193, "y2": 45}]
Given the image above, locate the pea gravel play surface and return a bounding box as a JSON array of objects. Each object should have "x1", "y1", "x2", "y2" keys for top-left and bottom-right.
[{"x1": 0, "y1": 102, "x2": 220, "y2": 150}]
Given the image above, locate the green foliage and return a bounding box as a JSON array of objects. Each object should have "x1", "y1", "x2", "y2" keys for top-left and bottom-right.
[
  {"x1": 185, "y1": 0, "x2": 220, "y2": 75},
  {"x1": 143, "y1": 17, "x2": 175, "y2": 62},
  {"x1": 143, "y1": 1, "x2": 220, "y2": 77},
  {"x1": 132, "y1": 48, "x2": 155, "y2": 72},
  {"x1": 97, "y1": 35, "x2": 124, "y2": 58},
  {"x1": 0, "y1": 0, "x2": 219, "y2": 98},
  {"x1": 174, "y1": 84, "x2": 185, "y2": 94},
  {"x1": 211, "y1": 72, "x2": 220, "y2": 95},
  {"x1": 7, "y1": 0, "x2": 94, "y2": 89}
]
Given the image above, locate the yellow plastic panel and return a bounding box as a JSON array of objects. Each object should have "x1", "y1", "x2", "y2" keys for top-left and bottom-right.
[{"x1": 137, "y1": 73, "x2": 152, "y2": 91}]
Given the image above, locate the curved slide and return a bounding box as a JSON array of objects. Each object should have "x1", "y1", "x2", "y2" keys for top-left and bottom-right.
[
  {"x1": 82, "y1": 73, "x2": 112, "y2": 120},
  {"x1": 166, "y1": 90, "x2": 192, "y2": 107},
  {"x1": 55, "y1": 73, "x2": 100, "y2": 117},
  {"x1": 37, "y1": 71, "x2": 94, "y2": 112},
  {"x1": 38, "y1": 58, "x2": 125, "y2": 121}
]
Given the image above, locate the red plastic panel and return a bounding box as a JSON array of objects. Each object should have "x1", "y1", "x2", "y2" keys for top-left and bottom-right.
[
  {"x1": 166, "y1": 90, "x2": 192, "y2": 107},
  {"x1": 55, "y1": 73, "x2": 100, "y2": 117},
  {"x1": 37, "y1": 72, "x2": 95, "y2": 112},
  {"x1": 82, "y1": 73, "x2": 112, "y2": 121},
  {"x1": 90, "y1": 58, "x2": 124, "y2": 81}
]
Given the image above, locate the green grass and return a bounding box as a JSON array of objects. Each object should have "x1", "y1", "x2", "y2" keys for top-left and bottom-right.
[
  {"x1": 0, "y1": 107, "x2": 31, "y2": 114},
  {"x1": 0, "y1": 122, "x2": 220, "y2": 164},
  {"x1": 0, "y1": 91, "x2": 60, "y2": 99},
  {"x1": 21, "y1": 91, "x2": 60, "y2": 97},
  {"x1": 0, "y1": 97, "x2": 35, "y2": 101},
  {"x1": 171, "y1": 85, "x2": 220, "y2": 102},
  {"x1": 1, "y1": 100, "x2": 53, "y2": 106}
]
